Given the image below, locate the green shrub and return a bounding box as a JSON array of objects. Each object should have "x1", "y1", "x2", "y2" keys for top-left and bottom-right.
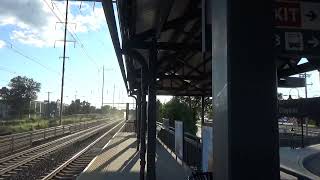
[{"x1": 161, "y1": 97, "x2": 197, "y2": 135}]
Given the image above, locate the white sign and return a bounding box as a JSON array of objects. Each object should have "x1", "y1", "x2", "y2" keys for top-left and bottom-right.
[
  {"x1": 308, "y1": 36, "x2": 319, "y2": 48},
  {"x1": 301, "y1": 2, "x2": 320, "y2": 30},
  {"x1": 202, "y1": 126, "x2": 213, "y2": 172},
  {"x1": 285, "y1": 32, "x2": 304, "y2": 51},
  {"x1": 175, "y1": 121, "x2": 183, "y2": 160}
]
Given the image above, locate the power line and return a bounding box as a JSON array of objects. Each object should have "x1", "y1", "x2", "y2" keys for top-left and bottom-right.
[
  {"x1": 0, "y1": 66, "x2": 17, "y2": 75},
  {"x1": 44, "y1": 0, "x2": 100, "y2": 70},
  {"x1": 3, "y1": 40, "x2": 61, "y2": 75}
]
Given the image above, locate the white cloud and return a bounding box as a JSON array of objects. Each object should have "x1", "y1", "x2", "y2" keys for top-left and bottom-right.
[
  {"x1": 0, "y1": 40, "x2": 5, "y2": 48},
  {"x1": 0, "y1": 0, "x2": 106, "y2": 48}
]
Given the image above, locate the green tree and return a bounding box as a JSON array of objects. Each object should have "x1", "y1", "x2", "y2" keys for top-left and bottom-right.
[
  {"x1": 161, "y1": 97, "x2": 197, "y2": 135},
  {"x1": 176, "y1": 96, "x2": 212, "y2": 121},
  {"x1": 0, "y1": 76, "x2": 41, "y2": 118},
  {"x1": 81, "y1": 101, "x2": 91, "y2": 114},
  {"x1": 64, "y1": 99, "x2": 95, "y2": 115},
  {"x1": 101, "y1": 105, "x2": 112, "y2": 114},
  {"x1": 157, "y1": 99, "x2": 163, "y2": 122}
]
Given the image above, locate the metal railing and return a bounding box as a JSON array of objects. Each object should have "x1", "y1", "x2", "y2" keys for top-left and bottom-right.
[
  {"x1": 157, "y1": 122, "x2": 202, "y2": 171},
  {"x1": 157, "y1": 121, "x2": 315, "y2": 179},
  {"x1": 0, "y1": 119, "x2": 108, "y2": 155}
]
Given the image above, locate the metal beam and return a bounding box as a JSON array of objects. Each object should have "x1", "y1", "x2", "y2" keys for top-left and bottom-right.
[
  {"x1": 154, "y1": 0, "x2": 174, "y2": 38},
  {"x1": 158, "y1": 73, "x2": 211, "y2": 81},
  {"x1": 101, "y1": 0, "x2": 128, "y2": 91},
  {"x1": 132, "y1": 9, "x2": 201, "y2": 41},
  {"x1": 125, "y1": 41, "x2": 201, "y2": 51},
  {"x1": 212, "y1": 0, "x2": 279, "y2": 179},
  {"x1": 147, "y1": 38, "x2": 157, "y2": 180},
  {"x1": 139, "y1": 68, "x2": 147, "y2": 180},
  {"x1": 278, "y1": 63, "x2": 316, "y2": 77}
]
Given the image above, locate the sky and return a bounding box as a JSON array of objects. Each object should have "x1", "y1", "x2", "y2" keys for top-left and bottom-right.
[{"x1": 0, "y1": 0, "x2": 133, "y2": 108}]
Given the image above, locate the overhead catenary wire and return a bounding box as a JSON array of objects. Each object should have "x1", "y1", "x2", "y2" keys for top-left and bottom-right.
[
  {"x1": 0, "y1": 66, "x2": 17, "y2": 75},
  {"x1": 3, "y1": 40, "x2": 61, "y2": 75}
]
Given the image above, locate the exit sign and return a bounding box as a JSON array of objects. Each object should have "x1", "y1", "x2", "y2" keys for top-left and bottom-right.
[{"x1": 274, "y1": 1, "x2": 320, "y2": 30}]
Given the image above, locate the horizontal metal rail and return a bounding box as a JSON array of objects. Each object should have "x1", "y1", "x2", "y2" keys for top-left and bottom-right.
[
  {"x1": 157, "y1": 121, "x2": 316, "y2": 179},
  {"x1": 0, "y1": 118, "x2": 109, "y2": 155},
  {"x1": 156, "y1": 122, "x2": 201, "y2": 170},
  {"x1": 0, "y1": 120, "x2": 120, "y2": 177},
  {"x1": 0, "y1": 121, "x2": 111, "y2": 165},
  {"x1": 41, "y1": 121, "x2": 125, "y2": 180}
]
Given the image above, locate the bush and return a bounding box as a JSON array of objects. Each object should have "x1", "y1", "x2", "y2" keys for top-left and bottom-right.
[{"x1": 161, "y1": 97, "x2": 197, "y2": 135}]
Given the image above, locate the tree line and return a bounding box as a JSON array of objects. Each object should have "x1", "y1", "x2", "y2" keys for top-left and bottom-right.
[
  {"x1": 158, "y1": 96, "x2": 212, "y2": 135},
  {"x1": 0, "y1": 76, "x2": 100, "y2": 119}
]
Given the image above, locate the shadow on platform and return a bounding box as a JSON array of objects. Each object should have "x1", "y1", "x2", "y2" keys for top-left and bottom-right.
[{"x1": 78, "y1": 132, "x2": 190, "y2": 180}]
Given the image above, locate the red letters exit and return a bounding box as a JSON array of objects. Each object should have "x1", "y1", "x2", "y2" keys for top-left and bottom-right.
[{"x1": 274, "y1": 2, "x2": 301, "y2": 28}]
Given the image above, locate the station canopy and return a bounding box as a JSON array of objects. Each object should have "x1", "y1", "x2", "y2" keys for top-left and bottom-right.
[{"x1": 86, "y1": 0, "x2": 320, "y2": 96}]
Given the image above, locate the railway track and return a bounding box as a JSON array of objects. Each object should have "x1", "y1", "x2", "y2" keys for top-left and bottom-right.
[
  {"x1": 41, "y1": 122, "x2": 124, "y2": 180},
  {"x1": 0, "y1": 120, "x2": 122, "y2": 180}
]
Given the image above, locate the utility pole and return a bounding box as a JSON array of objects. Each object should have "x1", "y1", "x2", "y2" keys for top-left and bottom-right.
[
  {"x1": 300, "y1": 72, "x2": 312, "y2": 98},
  {"x1": 102, "y1": 65, "x2": 105, "y2": 108},
  {"x1": 113, "y1": 84, "x2": 115, "y2": 108},
  {"x1": 59, "y1": 0, "x2": 69, "y2": 126},
  {"x1": 305, "y1": 72, "x2": 308, "y2": 98},
  {"x1": 47, "y1": 92, "x2": 52, "y2": 118},
  {"x1": 74, "y1": 90, "x2": 77, "y2": 101},
  {"x1": 118, "y1": 91, "x2": 120, "y2": 109}
]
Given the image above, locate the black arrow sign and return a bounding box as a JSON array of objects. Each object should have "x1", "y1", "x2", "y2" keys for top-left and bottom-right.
[{"x1": 306, "y1": 11, "x2": 317, "y2": 21}]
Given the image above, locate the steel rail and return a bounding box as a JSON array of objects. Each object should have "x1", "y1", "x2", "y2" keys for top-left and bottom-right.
[
  {"x1": 0, "y1": 120, "x2": 120, "y2": 176},
  {"x1": 41, "y1": 121, "x2": 124, "y2": 180}
]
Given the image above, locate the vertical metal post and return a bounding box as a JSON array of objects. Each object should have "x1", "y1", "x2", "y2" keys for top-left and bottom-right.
[
  {"x1": 305, "y1": 117, "x2": 309, "y2": 137},
  {"x1": 201, "y1": 96, "x2": 205, "y2": 125},
  {"x1": 126, "y1": 103, "x2": 129, "y2": 121},
  {"x1": 140, "y1": 68, "x2": 147, "y2": 180},
  {"x1": 47, "y1": 92, "x2": 51, "y2": 118},
  {"x1": 137, "y1": 92, "x2": 141, "y2": 151},
  {"x1": 102, "y1": 65, "x2": 105, "y2": 108},
  {"x1": 147, "y1": 38, "x2": 157, "y2": 180},
  {"x1": 211, "y1": 0, "x2": 279, "y2": 179},
  {"x1": 301, "y1": 118, "x2": 304, "y2": 148},
  {"x1": 135, "y1": 97, "x2": 138, "y2": 135},
  {"x1": 305, "y1": 72, "x2": 308, "y2": 98},
  {"x1": 113, "y1": 84, "x2": 115, "y2": 108},
  {"x1": 59, "y1": 0, "x2": 69, "y2": 126}
]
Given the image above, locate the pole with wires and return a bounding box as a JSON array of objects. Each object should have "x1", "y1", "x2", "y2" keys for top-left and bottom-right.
[
  {"x1": 59, "y1": 0, "x2": 69, "y2": 126},
  {"x1": 102, "y1": 65, "x2": 105, "y2": 108}
]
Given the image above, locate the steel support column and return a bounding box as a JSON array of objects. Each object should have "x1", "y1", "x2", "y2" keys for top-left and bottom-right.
[
  {"x1": 300, "y1": 118, "x2": 304, "y2": 148},
  {"x1": 126, "y1": 103, "x2": 129, "y2": 121},
  {"x1": 130, "y1": 95, "x2": 139, "y2": 138},
  {"x1": 137, "y1": 92, "x2": 141, "y2": 151},
  {"x1": 211, "y1": 0, "x2": 279, "y2": 179},
  {"x1": 201, "y1": 96, "x2": 205, "y2": 125},
  {"x1": 140, "y1": 68, "x2": 147, "y2": 180},
  {"x1": 147, "y1": 38, "x2": 157, "y2": 180}
]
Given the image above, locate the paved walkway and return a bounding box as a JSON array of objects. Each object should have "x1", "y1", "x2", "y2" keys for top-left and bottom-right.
[
  {"x1": 280, "y1": 144, "x2": 320, "y2": 179},
  {"x1": 78, "y1": 132, "x2": 190, "y2": 180}
]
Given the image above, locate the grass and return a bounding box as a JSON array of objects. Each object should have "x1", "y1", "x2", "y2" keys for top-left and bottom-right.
[{"x1": 0, "y1": 114, "x2": 107, "y2": 136}]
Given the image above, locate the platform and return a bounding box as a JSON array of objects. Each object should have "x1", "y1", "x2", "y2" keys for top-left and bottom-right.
[
  {"x1": 78, "y1": 132, "x2": 191, "y2": 180},
  {"x1": 280, "y1": 145, "x2": 320, "y2": 179}
]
